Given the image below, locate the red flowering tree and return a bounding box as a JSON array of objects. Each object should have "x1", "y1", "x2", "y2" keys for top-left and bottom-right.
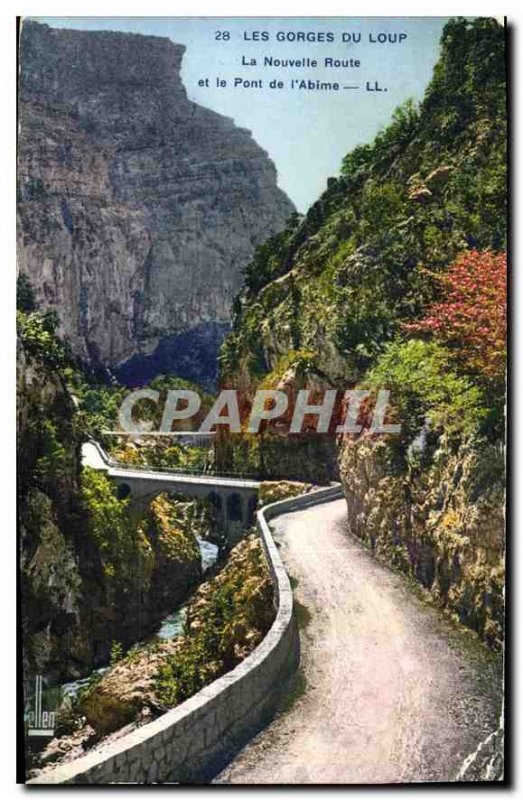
[{"x1": 405, "y1": 250, "x2": 507, "y2": 384}]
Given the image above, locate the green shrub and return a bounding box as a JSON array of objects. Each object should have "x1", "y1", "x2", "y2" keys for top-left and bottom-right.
[
  {"x1": 364, "y1": 339, "x2": 487, "y2": 445},
  {"x1": 153, "y1": 537, "x2": 274, "y2": 708},
  {"x1": 17, "y1": 309, "x2": 71, "y2": 368},
  {"x1": 81, "y1": 467, "x2": 154, "y2": 590},
  {"x1": 17, "y1": 274, "x2": 36, "y2": 312},
  {"x1": 34, "y1": 419, "x2": 74, "y2": 487}
]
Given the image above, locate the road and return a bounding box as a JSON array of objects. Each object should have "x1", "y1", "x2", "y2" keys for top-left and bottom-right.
[
  {"x1": 82, "y1": 441, "x2": 110, "y2": 470},
  {"x1": 216, "y1": 498, "x2": 503, "y2": 784},
  {"x1": 81, "y1": 441, "x2": 261, "y2": 490}
]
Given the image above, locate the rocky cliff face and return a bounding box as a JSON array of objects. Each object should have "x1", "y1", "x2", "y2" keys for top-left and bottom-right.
[
  {"x1": 17, "y1": 324, "x2": 207, "y2": 683},
  {"x1": 17, "y1": 21, "x2": 294, "y2": 385},
  {"x1": 338, "y1": 432, "x2": 505, "y2": 647},
  {"x1": 17, "y1": 340, "x2": 94, "y2": 681},
  {"x1": 218, "y1": 18, "x2": 506, "y2": 644}
]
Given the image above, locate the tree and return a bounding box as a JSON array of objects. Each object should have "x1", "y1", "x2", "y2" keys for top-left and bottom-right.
[
  {"x1": 405, "y1": 250, "x2": 506, "y2": 384},
  {"x1": 17, "y1": 274, "x2": 36, "y2": 312}
]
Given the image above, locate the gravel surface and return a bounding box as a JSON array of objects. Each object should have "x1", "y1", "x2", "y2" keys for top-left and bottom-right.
[{"x1": 216, "y1": 498, "x2": 503, "y2": 785}]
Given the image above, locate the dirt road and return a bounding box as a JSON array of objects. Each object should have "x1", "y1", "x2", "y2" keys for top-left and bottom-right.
[{"x1": 216, "y1": 498, "x2": 503, "y2": 784}]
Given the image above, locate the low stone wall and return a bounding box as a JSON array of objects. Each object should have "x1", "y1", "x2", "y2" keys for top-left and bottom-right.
[{"x1": 28, "y1": 484, "x2": 342, "y2": 785}]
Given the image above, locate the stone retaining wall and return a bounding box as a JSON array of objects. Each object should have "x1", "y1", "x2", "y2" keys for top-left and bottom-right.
[{"x1": 28, "y1": 485, "x2": 342, "y2": 785}]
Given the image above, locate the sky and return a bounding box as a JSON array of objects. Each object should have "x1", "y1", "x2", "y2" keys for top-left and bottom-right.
[{"x1": 33, "y1": 17, "x2": 449, "y2": 212}]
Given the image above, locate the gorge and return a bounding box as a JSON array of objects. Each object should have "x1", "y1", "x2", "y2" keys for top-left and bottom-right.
[
  {"x1": 219, "y1": 17, "x2": 507, "y2": 647},
  {"x1": 18, "y1": 16, "x2": 506, "y2": 784},
  {"x1": 17, "y1": 20, "x2": 294, "y2": 388}
]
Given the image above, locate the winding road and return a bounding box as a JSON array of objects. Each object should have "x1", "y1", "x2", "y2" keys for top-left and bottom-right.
[{"x1": 216, "y1": 498, "x2": 503, "y2": 784}]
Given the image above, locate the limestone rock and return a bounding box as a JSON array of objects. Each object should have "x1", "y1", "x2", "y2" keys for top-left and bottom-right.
[
  {"x1": 425, "y1": 165, "x2": 454, "y2": 187},
  {"x1": 408, "y1": 184, "x2": 432, "y2": 202},
  {"x1": 80, "y1": 640, "x2": 180, "y2": 735},
  {"x1": 17, "y1": 21, "x2": 294, "y2": 383},
  {"x1": 338, "y1": 431, "x2": 505, "y2": 647}
]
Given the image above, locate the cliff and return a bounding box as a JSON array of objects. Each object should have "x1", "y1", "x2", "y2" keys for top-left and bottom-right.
[
  {"x1": 219, "y1": 18, "x2": 506, "y2": 643},
  {"x1": 17, "y1": 337, "x2": 92, "y2": 682},
  {"x1": 339, "y1": 432, "x2": 505, "y2": 646},
  {"x1": 17, "y1": 309, "x2": 210, "y2": 683},
  {"x1": 221, "y1": 19, "x2": 506, "y2": 390},
  {"x1": 17, "y1": 21, "x2": 294, "y2": 386}
]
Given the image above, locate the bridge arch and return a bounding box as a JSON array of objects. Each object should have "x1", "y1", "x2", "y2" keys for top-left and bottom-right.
[
  {"x1": 206, "y1": 491, "x2": 223, "y2": 514},
  {"x1": 105, "y1": 465, "x2": 260, "y2": 544},
  {"x1": 247, "y1": 494, "x2": 258, "y2": 526},
  {"x1": 226, "y1": 492, "x2": 243, "y2": 523},
  {"x1": 116, "y1": 482, "x2": 131, "y2": 500}
]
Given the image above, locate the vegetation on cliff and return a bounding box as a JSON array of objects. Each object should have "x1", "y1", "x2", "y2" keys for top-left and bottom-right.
[
  {"x1": 18, "y1": 296, "x2": 92, "y2": 682},
  {"x1": 18, "y1": 294, "x2": 216, "y2": 683},
  {"x1": 258, "y1": 481, "x2": 313, "y2": 506},
  {"x1": 219, "y1": 18, "x2": 506, "y2": 644},
  {"x1": 347, "y1": 249, "x2": 506, "y2": 646},
  {"x1": 76, "y1": 536, "x2": 274, "y2": 735},
  {"x1": 221, "y1": 18, "x2": 505, "y2": 389}
]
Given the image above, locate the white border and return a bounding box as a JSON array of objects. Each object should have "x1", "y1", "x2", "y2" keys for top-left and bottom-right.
[{"x1": 2, "y1": 2, "x2": 519, "y2": 797}]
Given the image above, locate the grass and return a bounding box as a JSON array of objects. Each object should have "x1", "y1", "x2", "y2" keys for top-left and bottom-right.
[
  {"x1": 293, "y1": 598, "x2": 312, "y2": 630},
  {"x1": 278, "y1": 668, "x2": 308, "y2": 714}
]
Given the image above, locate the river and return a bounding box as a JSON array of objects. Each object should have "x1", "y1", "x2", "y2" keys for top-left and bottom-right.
[{"x1": 61, "y1": 535, "x2": 219, "y2": 701}]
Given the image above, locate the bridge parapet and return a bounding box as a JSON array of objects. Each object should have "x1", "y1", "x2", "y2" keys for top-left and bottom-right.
[
  {"x1": 29, "y1": 484, "x2": 342, "y2": 784},
  {"x1": 82, "y1": 441, "x2": 261, "y2": 542},
  {"x1": 109, "y1": 468, "x2": 260, "y2": 543}
]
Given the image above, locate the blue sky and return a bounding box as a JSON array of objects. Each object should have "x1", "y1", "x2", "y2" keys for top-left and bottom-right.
[{"x1": 33, "y1": 17, "x2": 449, "y2": 211}]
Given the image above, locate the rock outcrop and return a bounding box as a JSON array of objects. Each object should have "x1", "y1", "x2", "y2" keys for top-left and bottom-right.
[
  {"x1": 217, "y1": 18, "x2": 506, "y2": 646},
  {"x1": 17, "y1": 338, "x2": 94, "y2": 682},
  {"x1": 17, "y1": 21, "x2": 294, "y2": 386},
  {"x1": 338, "y1": 432, "x2": 505, "y2": 647},
  {"x1": 17, "y1": 322, "x2": 209, "y2": 683},
  {"x1": 79, "y1": 535, "x2": 274, "y2": 735}
]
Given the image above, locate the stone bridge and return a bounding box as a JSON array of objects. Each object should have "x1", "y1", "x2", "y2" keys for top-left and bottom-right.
[{"x1": 82, "y1": 442, "x2": 260, "y2": 542}]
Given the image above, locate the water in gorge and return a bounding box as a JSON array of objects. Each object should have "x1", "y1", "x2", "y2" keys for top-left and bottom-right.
[{"x1": 60, "y1": 535, "x2": 219, "y2": 700}]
